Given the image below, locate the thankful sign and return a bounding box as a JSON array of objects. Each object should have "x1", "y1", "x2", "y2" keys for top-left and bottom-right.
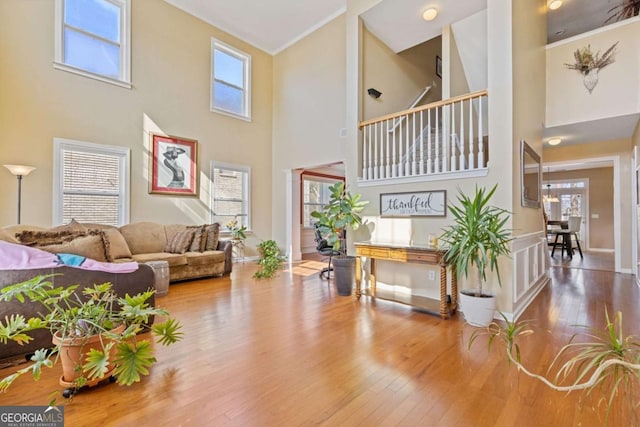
[{"x1": 380, "y1": 191, "x2": 446, "y2": 217}]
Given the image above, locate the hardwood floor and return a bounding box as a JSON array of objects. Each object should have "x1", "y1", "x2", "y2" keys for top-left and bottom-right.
[
  {"x1": 0, "y1": 261, "x2": 638, "y2": 426},
  {"x1": 549, "y1": 249, "x2": 615, "y2": 272}
]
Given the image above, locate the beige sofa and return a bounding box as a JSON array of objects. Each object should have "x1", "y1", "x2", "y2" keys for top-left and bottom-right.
[{"x1": 1, "y1": 221, "x2": 232, "y2": 282}]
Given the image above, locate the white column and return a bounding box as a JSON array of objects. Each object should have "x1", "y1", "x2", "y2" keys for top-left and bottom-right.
[{"x1": 284, "y1": 169, "x2": 302, "y2": 263}]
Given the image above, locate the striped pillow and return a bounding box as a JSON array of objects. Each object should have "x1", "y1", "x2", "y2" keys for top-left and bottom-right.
[
  {"x1": 164, "y1": 230, "x2": 195, "y2": 254},
  {"x1": 204, "y1": 223, "x2": 220, "y2": 251}
]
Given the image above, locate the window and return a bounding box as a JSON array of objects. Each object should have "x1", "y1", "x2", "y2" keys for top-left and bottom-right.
[
  {"x1": 54, "y1": 0, "x2": 131, "y2": 87},
  {"x1": 211, "y1": 39, "x2": 251, "y2": 120},
  {"x1": 53, "y1": 138, "x2": 130, "y2": 226},
  {"x1": 302, "y1": 176, "x2": 342, "y2": 227},
  {"x1": 211, "y1": 162, "x2": 251, "y2": 231}
]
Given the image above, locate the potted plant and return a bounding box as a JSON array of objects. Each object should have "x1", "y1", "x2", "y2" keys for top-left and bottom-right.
[
  {"x1": 311, "y1": 182, "x2": 368, "y2": 296},
  {"x1": 0, "y1": 275, "x2": 182, "y2": 399},
  {"x1": 226, "y1": 216, "x2": 247, "y2": 240},
  {"x1": 439, "y1": 184, "x2": 511, "y2": 327},
  {"x1": 253, "y1": 239, "x2": 285, "y2": 279}
]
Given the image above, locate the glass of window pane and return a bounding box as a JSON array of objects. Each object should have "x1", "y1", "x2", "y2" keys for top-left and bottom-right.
[
  {"x1": 65, "y1": 0, "x2": 121, "y2": 43},
  {"x1": 64, "y1": 29, "x2": 120, "y2": 78}
]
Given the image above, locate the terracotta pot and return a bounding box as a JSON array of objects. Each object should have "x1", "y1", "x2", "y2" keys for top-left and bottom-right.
[{"x1": 52, "y1": 324, "x2": 124, "y2": 387}]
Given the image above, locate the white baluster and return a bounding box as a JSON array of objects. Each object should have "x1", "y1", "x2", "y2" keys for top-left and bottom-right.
[
  {"x1": 405, "y1": 114, "x2": 410, "y2": 176},
  {"x1": 427, "y1": 109, "x2": 432, "y2": 174},
  {"x1": 469, "y1": 98, "x2": 475, "y2": 170},
  {"x1": 367, "y1": 125, "x2": 373, "y2": 179},
  {"x1": 385, "y1": 119, "x2": 391, "y2": 178},
  {"x1": 479, "y1": 96, "x2": 485, "y2": 167},
  {"x1": 459, "y1": 100, "x2": 465, "y2": 171},
  {"x1": 398, "y1": 116, "x2": 403, "y2": 176},
  {"x1": 451, "y1": 102, "x2": 457, "y2": 172},
  {"x1": 419, "y1": 110, "x2": 424, "y2": 175},
  {"x1": 362, "y1": 126, "x2": 368, "y2": 180},
  {"x1": 373, "y1": 122, "x2": 379, "y2": 180},
  {"x1": 435, "y1": 107, "x2": 440, "y2": 173}
]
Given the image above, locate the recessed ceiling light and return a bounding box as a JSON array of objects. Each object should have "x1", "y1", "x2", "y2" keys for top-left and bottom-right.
[
  {"x1": 548, "y1": 0, "x2": 562, "y2": 10},
  {"x1": 548, "y1": 138, "x2": 562, "y2": 146},
  {"x1": 423, "y1": 8, "x2": 438, "y2": 21}
]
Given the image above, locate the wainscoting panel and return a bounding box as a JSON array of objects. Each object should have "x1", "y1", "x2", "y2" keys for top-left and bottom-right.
[{"x1": 510, "y1": 231, "x2": 549, "y2": 321}]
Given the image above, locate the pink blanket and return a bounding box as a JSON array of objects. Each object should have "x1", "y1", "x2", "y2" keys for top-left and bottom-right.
[{"x1": 0, "y1": 241, "x2": 139, "y2": 273}]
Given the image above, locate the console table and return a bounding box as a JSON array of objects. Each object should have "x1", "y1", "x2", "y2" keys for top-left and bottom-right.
[{"x1": 354, "y1": 242, "x2": 457, "y2": 319}]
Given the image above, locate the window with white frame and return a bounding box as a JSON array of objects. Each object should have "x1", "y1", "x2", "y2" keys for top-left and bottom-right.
[
  {"x1": 53, "y1": 138, "x2": 130, "y2": 226},
  {"x1": 302, "y1": 176, "x2": 343, "y2": 228},
  {"x1": 211, "y1": 161, "x2": 251, "y2": 231},
  {"x1": 54, "y1": 0, "x2": 131, "y2": 87},
  {"x1": 211, "y1": 39, "x2": 251, "y2": 120}
]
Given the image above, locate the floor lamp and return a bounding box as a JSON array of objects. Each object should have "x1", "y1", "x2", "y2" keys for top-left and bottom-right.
[{"x1": 3, "y1": 164, "x2": 36, "y2": 224}]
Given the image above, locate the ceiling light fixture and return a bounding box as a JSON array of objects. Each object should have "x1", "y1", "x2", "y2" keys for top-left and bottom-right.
[
  {"x1": 422, "y1": 8, "x2": 438, "y2": 21},
  {"x1": 548, "y1": 138, "x2": 562, "y2": 146},
  {"x1": 548, "y1": 0, "x2": 562, "y2": 10}
]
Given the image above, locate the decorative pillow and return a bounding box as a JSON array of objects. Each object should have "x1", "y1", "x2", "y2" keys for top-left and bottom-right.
[
  {"x1": 204, "y1": 223, "x2": 220, "y2": 251},
  {"x1": 0, "y1": 228, "x2": 19, "y2": 244},
  {"x1": 38, "y1": 234, "x2": 108, "y2": 262},
  {"x1": 187, "y1": 225, "x2": 206, "y2": 252},
  {"x1": 164, "y1": 229, "x2": 195, "y2": 254},
  {"x1": 101, "y1": 228, "x2": 132, "y2": 260},
  {"x1": 51, "y1": 219, "x2": 88, "y2": 233},
  {"x1": 16, "y1": 229, "x2": 86, "y2": 247}
]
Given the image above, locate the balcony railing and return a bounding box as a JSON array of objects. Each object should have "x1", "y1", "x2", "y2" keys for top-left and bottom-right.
[{"x1": 358, "y1": 90, "x2": 488, "y2": 184}]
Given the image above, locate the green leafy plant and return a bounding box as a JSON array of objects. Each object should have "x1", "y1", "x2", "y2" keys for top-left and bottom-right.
[
  {"x1": 0, "y1": 275, "x2": 183, "y2": 398},
  {"x1": 310, "y1": 182, "x2": 368, "y2": 252},
  {"x1": 470, "y1": 310, "x2": 640, "y2": 425},
  {"x1": 439, "y1": 184, "x2": 512, "y2": 297},
  {"x1": 253, "y1": 240, "x2": 285, "y2": 279},
  {"x1": 226, "y1": 216, "x2": 247, "y2": 240}
]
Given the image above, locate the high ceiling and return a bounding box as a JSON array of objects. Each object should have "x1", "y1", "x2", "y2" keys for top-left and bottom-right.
[
  {"x1": 163, "y1": 0, "x2": 346, "y2": 54},
  {"x1": 163, "y1": 0, "x2": 628, "y2": 54}
]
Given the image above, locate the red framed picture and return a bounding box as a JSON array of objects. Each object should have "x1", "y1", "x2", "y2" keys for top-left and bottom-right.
[{"x1": 149, "y1": 133, "x2": 198, "y2": 196}]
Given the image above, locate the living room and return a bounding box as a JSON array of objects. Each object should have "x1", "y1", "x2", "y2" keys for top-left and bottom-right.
[{"x1": 1, "y1": 0, "x2": 640, "y2": 425}]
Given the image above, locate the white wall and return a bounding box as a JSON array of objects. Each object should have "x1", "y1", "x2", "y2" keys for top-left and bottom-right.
[{"x1": 546, "y1": 18, "x2": 640, "y2": 128}]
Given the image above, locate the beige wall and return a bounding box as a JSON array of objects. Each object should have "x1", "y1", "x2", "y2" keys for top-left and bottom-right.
[
  {"x1": 544, "y1": 138, "x2": 633, "y2": 269},
  {"x1": 546, "y1": 18, "x2": 640, "y2": 127},
  {"x1": 362, "y1": 29, "x2": 441, "y2": 120},
  {"x1": 271, "y1": 14, "x2": 347, "y2": 247},
  {"x1": 0, "y1": 0, "x2": 273, "y2": 253},
  {"x1": 511, "y1": 0, "x2": 546, "y2": 236},
  {"x1": 449, "y1": 30, "x2": 471, "y2": 97},
  {"x1": 544, "y1": 168, "x2": 614, "y2": 249}
]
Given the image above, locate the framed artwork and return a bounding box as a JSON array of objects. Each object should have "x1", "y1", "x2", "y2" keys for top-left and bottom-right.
[
  {"x1": 149, "y1": 133, "x2": 198, "y2": 196},
  {"x1": 380, "y1": 190, "x2": 446, "y2": 217},
  {"x1": 436, "y1": 55, "x2": 442, "y2": 78}
]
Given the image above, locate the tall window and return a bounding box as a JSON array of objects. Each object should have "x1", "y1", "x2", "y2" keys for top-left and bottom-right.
[
  {"x1": 302, "y1": 177, "x2": 342, "y2": 227},
  {"x1": 54, "y1": 0, "x2": 131, "y2": 87},
  {"x1": 211, "y1": 162, "x2": 251, "y2": 230},
  {"x1": 211, "y1": 39, "x2": 251, "y2": 120},
  {"x1": 53, "y1": 138, "x2": 130, "y2": 226}
]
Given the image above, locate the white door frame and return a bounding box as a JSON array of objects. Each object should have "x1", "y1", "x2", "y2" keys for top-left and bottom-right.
[{"x1": 544, "y1": 156, "x2": 622, "y2": 273}]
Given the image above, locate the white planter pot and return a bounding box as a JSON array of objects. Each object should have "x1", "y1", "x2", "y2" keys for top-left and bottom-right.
[{"x1": 460, "y1": 291, "x2": 496, "y2": 327}]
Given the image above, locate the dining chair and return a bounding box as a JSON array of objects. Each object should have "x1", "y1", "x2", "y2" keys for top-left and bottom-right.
[{"x1": 567, "y1": 215, "x2": 583, "y2": 259}]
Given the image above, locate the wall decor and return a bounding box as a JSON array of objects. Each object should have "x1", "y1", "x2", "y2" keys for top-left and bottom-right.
[
  {"x1": 380, "y1": 190, "x2": 446, "y2": 217},
  {"x1": 149, "y1": 133, "x2": 198, "y2": 196},
  {"x1": 436, "y1": 55, "x2": 442, "y2": 78},
  {"x1": 564, "y1": 42, "x2": 618, "y2": 94},
  {"x1": 520, "y1": 140, "x2": 541, "y2": 208}
]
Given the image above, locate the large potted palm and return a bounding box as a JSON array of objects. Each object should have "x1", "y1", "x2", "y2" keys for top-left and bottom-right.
[
  {"x1": 439, "y1": 184, "x2": 511, "y2": 326},
  {"x1": 0, "y1": 275, "x2": 182, "y2": 399},
  {"x1": 311, "y1": 182, "x2": 368, "y2": 296}
]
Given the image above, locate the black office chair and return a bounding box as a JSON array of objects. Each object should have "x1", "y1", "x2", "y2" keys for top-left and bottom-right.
[{"x1": 314, "y1": 223, "x2": 342, "y2": 280}]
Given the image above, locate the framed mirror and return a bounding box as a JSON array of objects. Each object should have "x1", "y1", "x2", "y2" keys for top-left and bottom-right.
[{"x1": 521, "y1": 140, "x2": 541, "y2": 208}]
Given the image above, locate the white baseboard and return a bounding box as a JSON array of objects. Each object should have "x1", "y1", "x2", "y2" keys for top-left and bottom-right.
[{"x1": 588, "y1": 248, "x2": 614, "y2": 253}]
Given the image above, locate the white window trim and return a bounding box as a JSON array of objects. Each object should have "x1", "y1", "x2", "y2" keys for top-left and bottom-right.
[
  {"x1": 210, "y1": 39, "x2": 251, "y2": 121},
  {"x1": 53, "y1": 0, "x2": 132, "y2": 89},
  {"x1": 210, "y1": 160, "x2": 251, "y2": 231},
  {"x1": 53, "y1": 137, "x2": 130, "y2": 226}
]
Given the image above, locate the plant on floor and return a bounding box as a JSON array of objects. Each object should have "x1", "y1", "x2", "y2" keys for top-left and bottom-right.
[
  {"x1": 439, "y1": 184, "x2": 511, "y2": 298},
  {"x1": 470, "y1": 310, "x2": 640, "y2": 426},
  {"x1": 310, "y1": 182, "x2": 368, "y2": 253},
  {"x1": 253, "y1": 240, "x2": 285, "y2": 279},
  {"x1": 0, "y1": 275, "x2": 183, "y2": 400}
]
